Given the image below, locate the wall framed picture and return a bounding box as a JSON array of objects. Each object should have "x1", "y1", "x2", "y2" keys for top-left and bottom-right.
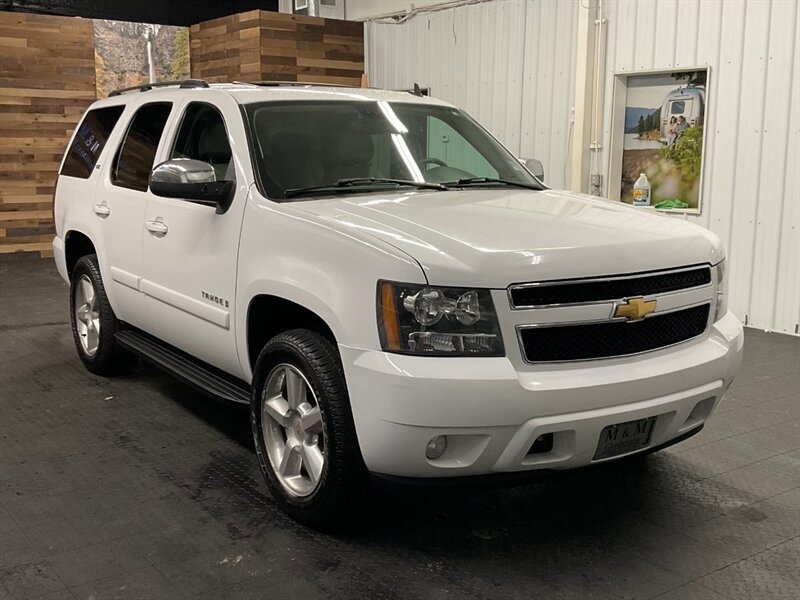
[
  {"x1": 94, "y1": 20, "x2": 190, "y2": 99},
  {"x1": 608, "y1": 66, "x2": 710, "y2": 214}
]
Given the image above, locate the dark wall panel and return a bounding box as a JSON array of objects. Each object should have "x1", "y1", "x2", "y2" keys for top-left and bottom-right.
[{"x1": 0, "y1": 0, "x2": 278, "y2": 26}]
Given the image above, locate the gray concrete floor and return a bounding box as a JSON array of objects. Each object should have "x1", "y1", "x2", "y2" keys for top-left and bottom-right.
[{"x1": 1, "y1": 254, "x2": 798, "y2": 600}]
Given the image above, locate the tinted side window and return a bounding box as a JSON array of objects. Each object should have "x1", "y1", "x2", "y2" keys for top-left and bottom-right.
[
  {"x1": 61, "y1": 106, "x2": 125, "y2": 179},
  {"x1": 113, "y1": 103, "x2": 172, "y2": 192},
  {"x1": 172, "y1": 103, "x2": 232, "y2": 180}
]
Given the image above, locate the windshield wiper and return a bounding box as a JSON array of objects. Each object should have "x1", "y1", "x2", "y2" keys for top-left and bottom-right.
[
  {"x1": 443, "y1": 177, "x2": 542, "y2": 191},
  {"x1": 284, "y1": 178, "x2": 449, "y2": 198}
]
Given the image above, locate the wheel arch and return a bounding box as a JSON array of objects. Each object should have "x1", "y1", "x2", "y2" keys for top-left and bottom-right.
[
  {"x1": 64, "y1": 230, "x2": 96, "y2": 277},
  {"x1": 246, "y1": 294, "x2": 338, "y2": 370}
]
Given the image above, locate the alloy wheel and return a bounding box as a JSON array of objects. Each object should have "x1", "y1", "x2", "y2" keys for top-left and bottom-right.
[
  {"x1": 74, "y1": 275, "x2": 100, "y2": 357},
  {"x1": 261, "y1": 363, "x2": 325, "y2": 497}
]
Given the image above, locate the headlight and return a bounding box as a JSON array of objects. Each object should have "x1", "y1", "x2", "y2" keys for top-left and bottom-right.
[
  {"x1": 377, "y1": 281, "x2": 504, "y2": 356},
  {"x1": 714, "y1": 260, "x2": 727, "y2": 322}
]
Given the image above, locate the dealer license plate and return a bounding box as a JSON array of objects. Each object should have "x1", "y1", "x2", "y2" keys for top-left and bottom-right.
[{"x1": 593, "y1": 416, "x2": 657, "y2": 460}]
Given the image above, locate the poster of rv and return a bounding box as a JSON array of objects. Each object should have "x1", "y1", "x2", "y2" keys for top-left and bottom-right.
[
  {"x1": 621, "y1": 69, "x2": 707, "y2": 212},
  {"x1": 93, "y1": 20, "x2": 190, "y2": 99}
]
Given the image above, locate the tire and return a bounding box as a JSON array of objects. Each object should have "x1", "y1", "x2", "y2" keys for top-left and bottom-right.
[
  {"x1": 69, "y1": 254, "x2": 137, "y2": 375},
  {"x1": 251, "y1": 329, "x2": 366, "y2": 528}
]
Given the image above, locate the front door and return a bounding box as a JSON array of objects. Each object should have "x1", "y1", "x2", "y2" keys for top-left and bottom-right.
[{"x1": 140, "y1": 98, "x2": 249, "y2": 378}]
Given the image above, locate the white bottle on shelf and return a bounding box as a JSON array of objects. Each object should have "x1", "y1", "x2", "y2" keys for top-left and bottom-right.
[{"x1": 633, "y1": 173, "x2": 651, "y2": 206}]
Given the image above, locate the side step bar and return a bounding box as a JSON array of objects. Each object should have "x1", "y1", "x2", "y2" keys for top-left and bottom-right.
[{"x1": 115, "y1": 329, "x2": 250, "y2": 404}]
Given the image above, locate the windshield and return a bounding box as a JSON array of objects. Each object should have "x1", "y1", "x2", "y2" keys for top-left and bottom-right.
[{"x1": 244, "y1": 100, "x2": 541, "y2": 200}]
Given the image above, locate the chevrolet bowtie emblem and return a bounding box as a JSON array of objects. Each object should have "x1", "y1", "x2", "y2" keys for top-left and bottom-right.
[{"x1": 614, "y1": 297, "x2": 657, "y2": 321}]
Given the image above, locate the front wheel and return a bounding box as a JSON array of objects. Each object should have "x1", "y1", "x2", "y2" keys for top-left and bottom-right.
[{"x1": 251, "y1": 329, "x2": 366, "y2": 528}]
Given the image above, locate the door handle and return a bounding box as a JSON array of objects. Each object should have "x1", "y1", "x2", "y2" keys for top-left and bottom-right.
[
  {"x1": 93, "y1": 203, "x2": 111, "y2": 218},
  {"x1": 145, "y1": 219, "x2": 168, "y2": 236}
]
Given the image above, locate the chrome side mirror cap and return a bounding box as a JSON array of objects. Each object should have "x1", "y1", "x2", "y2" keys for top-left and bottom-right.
[
  {"x1": 519, "y1": 158, "x2": 544, "y2": 183},
  {"x1": 150, "y1": 159, "x2": 234, "y2": 214}
]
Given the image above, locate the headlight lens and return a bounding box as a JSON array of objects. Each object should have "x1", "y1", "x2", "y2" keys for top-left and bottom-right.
[
  {"x1": 403, "y1": 287, "x2": 445, "y2": 325},
  {"x1": 714, "y1": 260, "x2": 727, "y2": 321},
  {"x1": 378, "y1": 281, "x2": 504, "y2": 356}
]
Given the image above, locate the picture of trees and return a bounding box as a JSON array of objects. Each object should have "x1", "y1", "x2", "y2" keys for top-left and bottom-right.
[{"x1": 637, "y1": 108, "x2": 661, "y2": 136}]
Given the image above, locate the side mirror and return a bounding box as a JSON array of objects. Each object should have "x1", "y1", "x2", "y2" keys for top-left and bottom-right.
[
  {"x1": 520, "y1": 158, "x2": 544, "y2": 183},
  {"x1": 150, "y1": 159, "x2": 234, "y2": 214}
]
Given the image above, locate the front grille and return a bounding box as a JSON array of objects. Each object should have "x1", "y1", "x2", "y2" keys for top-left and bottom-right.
[
  {"x1": 519, "y1": 304, "x2": 710, "y2": 362},
  {"x1": 509, "y1": 266, "x2": 711, "y2": 308}
]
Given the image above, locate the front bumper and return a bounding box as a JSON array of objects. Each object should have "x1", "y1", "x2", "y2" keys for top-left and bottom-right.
[{"x1": 339, "y1": 312, "x2": 743, "y2": 478}]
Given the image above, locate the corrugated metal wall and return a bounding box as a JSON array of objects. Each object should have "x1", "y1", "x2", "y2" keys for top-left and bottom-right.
[
  {"x1": 597, "y1": 0, "x2": 799, "y2": 335},
  {"x1": 366, "y1": 0, "x2": 578, "y2": 190},
  {"x1": 366, "y1": 0, "x2": 799, "y2": 335}
]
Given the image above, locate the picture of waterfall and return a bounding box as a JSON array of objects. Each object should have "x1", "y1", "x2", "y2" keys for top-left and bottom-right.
[{"x1": 93, "y1": 19, "x2": 190, "y2": 99}]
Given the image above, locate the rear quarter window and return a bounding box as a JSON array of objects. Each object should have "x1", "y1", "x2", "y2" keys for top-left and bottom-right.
[{"x1": 61, "y1": 106, "x2": 125, "y2": 179}]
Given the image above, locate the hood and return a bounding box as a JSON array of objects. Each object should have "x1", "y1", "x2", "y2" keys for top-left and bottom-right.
[{"x1": 292, "y1": 188, "x2": 723, "y2": 287}]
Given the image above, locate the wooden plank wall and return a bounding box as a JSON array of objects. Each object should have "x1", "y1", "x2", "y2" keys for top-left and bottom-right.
[
  {"x1": 258, "y1": 11, "x2": 364, "y2": 85},
  {"x1": 190, "y1": 10, "x2": 364, "y2": 86},
  {"x1": 0, "y1": 12, "x2": 96, "y2": 257},
  {"x1": 0, "y1": 9, "x2": 361, "y2": 258},
  {"x1": 189, "y1": 11, "x2": 262, "y2": 82}
]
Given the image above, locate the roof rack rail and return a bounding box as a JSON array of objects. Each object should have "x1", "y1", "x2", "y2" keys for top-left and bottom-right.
[
  {"x1": 408, "y1": 83, "x2": 428, "y2": 97},
  {"x1": 234, "y1": 80, "x2": 353, "y2": 88},
  {"x1": 108, "y1": 79, "x2": 210, "y2": 97}
]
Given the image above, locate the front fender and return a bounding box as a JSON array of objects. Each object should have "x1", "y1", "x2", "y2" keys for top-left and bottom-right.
[{"x1": 235, "y1": 194, "x2": 425, "y2": 380}]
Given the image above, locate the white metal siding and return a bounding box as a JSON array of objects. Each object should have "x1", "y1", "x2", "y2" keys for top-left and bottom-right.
[
  {"x1": 597, "y1": 0, "x2": 799, "y2": 335},
  {"x1": 366, "y1": 0, "x2": 578, "y2": 190},
  {"x1": 366, "y1": 0, "x2": 798, "y2": 335},
  {"x1": 346, "y1": 0, "x2": 456, "y2": 21}
]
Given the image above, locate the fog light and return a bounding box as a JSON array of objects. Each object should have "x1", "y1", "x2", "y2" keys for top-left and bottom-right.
[
  {"x1": 528, "y1": 433, "x2": 554, "y2": 455},
  {"x1": 425, "y1": 435, "x2": 448, "y2": 460}
]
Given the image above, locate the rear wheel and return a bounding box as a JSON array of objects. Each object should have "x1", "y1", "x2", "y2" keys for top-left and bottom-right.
[
  {"x1": 251, "y1": 329, "x2": 366, "y2": 528},
  {"x1": 69, "y1": 254, "x2": 136, "y2": 375}
]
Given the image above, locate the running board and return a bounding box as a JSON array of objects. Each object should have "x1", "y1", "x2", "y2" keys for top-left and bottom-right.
[{"x1": 115, "y1": 329, "x2": 250, "y2": 404}]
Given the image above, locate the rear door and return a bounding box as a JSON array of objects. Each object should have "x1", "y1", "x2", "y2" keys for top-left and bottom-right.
[
  {"x1": 93, "y1": 101, "x2": 174, "y2": 329},
  {"x1": 140, "y1": 94, "x2": 250, "y2": 377}
]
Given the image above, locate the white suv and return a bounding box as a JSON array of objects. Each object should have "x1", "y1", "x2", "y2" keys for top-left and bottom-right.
[{"x1": 53, "y1": 80, "x2": 743, "y2": 526}]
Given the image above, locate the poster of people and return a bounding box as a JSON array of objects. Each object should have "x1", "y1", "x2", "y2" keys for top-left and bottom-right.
[
  {"x1": 93, "y1": 20, "x2": 190, "y2": 99},
  {"x1": 620, "y1": 68, "x2": 708, "y2": 213}
]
